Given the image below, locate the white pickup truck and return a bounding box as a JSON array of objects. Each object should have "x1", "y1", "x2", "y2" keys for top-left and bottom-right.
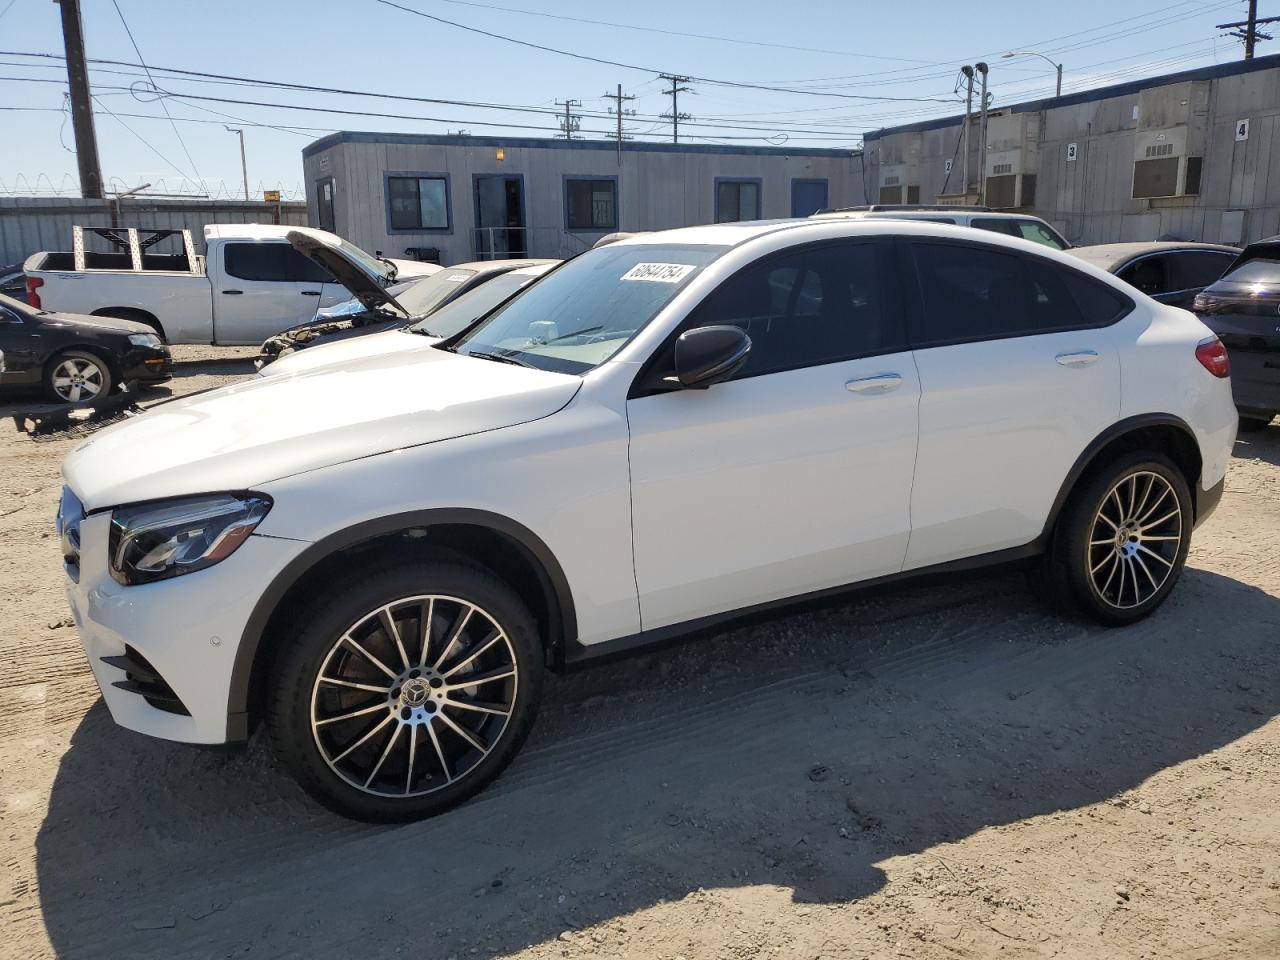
[{"x1": 23, "y1": 224, "x2": 440, "y2": 345}]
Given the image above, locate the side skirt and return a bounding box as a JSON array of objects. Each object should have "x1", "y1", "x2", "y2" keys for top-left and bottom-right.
[{"x1": 562, "y1": 540, "x2": 1045, "y2": 668}]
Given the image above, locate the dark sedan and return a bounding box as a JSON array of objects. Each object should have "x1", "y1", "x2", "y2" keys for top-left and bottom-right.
[
  {"x1": 1193, "y1": 237, "x2": 1280, "y2": 431},
  {"x1": 0, "y1": 292, "x2": 172, "y2": 404},
  {"x1": 256, "y1": 256, "x2": 554, "y2": 368},
  {"x1": 1066, "y1": 241, "x2": 1239, "y2": 309}
]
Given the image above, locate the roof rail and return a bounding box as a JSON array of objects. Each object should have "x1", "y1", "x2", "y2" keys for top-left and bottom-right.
[{"x1": 814, "y1": 204, "x2": 993, "y2": 214}]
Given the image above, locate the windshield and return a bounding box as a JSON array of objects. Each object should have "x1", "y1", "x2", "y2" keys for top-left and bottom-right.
[
  {"x1": 450, "y1": 243, "x2": 727, "y2": 374},
  {"x1": 1222, "y1": 257, "x2": 1280, "y2": 284},
  {"x1": 396, "y1": 268, "x2": 478, "y2": 317},
  {"x1": 409, "y1": 271, "x2": 538, "y2": 338}
]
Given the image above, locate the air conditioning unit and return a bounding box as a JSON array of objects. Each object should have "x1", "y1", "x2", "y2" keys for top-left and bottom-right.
[
  {"x1": 984, "y1": 112, "x2": 1040, "y2": 209},
  {"x1": 1131, "y1": 81, "x2": 1208, "y2": 199}
]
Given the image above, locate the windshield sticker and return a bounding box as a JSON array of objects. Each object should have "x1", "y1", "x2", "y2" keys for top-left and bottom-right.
[
  {"x1": 443, "y1": 273, "x2": 469, "y2": 282},
  {"x1": 620, "y1": 262, "x2": 696, "y2": 283}
]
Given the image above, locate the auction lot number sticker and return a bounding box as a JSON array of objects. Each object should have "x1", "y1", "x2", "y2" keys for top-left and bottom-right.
[{"x1": 621, "y1": 262, "x2": 696, "y2": 283}]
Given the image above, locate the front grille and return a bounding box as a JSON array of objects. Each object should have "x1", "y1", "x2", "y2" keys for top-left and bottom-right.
[
  {"x1": 102, "y1": 645, "x2": 191, "y2": 716},
  {"x1": 56, "y1": 486, "x2": 84, "y2": 582}
]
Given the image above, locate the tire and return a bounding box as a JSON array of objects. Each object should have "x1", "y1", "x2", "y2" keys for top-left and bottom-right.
[
  {"x1": 267, "y1": 560, "x2": 543, "y2": 822},
  {"x1": 1035, "y1": 451, "x2": 1193, "y2": 626},
  {"x1": 1238, "y1": 416, "x2": 1271, "y2": 433},
  {"x1": 43, "y1": 349, "x2": 113, "y2": 404}
]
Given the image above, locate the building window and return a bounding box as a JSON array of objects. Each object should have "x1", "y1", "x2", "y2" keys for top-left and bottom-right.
[
  {"x1": 387, "y1": 174, "x2": 450, "y2": 231},
  {"x1": 715, "y1": 179, "x2": 761, "y2": 223},
  {"x1": 906, "y1": 185, "x2": 921, "y2": 204},
  {"x1": 316, "y1": 178, "x2": 335, "y2": 232},
  {"x1": 564, "y1": 177, "x2": 617, "y2": 231},
  {"x1": 879, "y1": 185, "x2": 903, "y2": 205}
]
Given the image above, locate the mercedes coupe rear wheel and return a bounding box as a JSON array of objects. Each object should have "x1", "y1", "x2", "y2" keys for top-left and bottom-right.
[
  {"x1": 1038, "y1": 452, "x2": 1193, "y2": 625},
  {"x1": 268, "y1": 561, "x2": 542, "y2": 822}
]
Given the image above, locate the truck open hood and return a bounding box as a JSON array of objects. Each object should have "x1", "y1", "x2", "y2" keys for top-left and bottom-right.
[
  {"x1": 287, "y1": 228, "x2": 409, "y2": 316},
  {"x1": 62, "y1": 347, "x2": 581, "y2": 512}
]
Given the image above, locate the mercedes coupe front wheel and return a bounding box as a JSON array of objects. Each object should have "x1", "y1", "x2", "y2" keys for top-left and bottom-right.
[{"x1": 268, "y1": 560, "x2": 542, "y2": 822}]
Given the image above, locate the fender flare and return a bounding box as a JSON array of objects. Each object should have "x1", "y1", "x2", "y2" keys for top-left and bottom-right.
[
  {"x1": 1038, "y1": 412, "x2": 1200, "y2": 541},
  {"x1": 225, "y1": 508, "x2": 576, "y2": 741}
]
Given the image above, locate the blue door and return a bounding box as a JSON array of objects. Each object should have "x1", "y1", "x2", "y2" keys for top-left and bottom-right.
[{"x1": 791, "y1": 179, "x2": 829, "y2": 218}]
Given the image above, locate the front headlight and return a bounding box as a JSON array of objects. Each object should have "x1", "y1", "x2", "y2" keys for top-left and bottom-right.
[
  {"x1": 128, "y1": 333, "x2": 162, "y2": 347},
  {"x1": 109, "y1": 494, "x2": 271, "y2": 585}
]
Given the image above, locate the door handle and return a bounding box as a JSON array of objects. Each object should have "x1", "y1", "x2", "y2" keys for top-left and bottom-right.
[
  {"x1": 846, "y1": 373, "x2": 903, "y2": 394},
  {"x1": 1056, "y1": 350, "x2": 1099, "y2": 367},
  {"x1": 300, "y1": 290, "x2": 320, "y2": 296},
  {"x1": 222, "y1": 289, "x2": 243, "y2": 295}
]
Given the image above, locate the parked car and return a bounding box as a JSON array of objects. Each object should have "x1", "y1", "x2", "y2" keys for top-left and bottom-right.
[
  {"x1": 260, "y1": 262, "x2": 557, "y2": 377},
  {"x1": 813, "y1": 205, "x2": 1070, "y2": 250},
  {"x1": 23, "y1": 224, "x2": 440, "y2": 345},
  {"x1": 58, "y1": 219, "x2": 1236, "y2": 822},
  {"x1": 1192, "y1": 236, "x2": 1280, "y2": 431},
  {"x1": 255, "y1": 230, "x2": 554, "y2": 368},
  {"x1": 0, "y1": 292, "x2": 171, "y2": 403},
  {"x1": 1066, "y1": 242, "x2": 1239, "y2": 309}
]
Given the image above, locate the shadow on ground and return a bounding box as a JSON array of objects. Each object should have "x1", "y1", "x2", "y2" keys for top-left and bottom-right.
[{"x1": 35, "y1": 561, "x2": 1280, "y2": 959}]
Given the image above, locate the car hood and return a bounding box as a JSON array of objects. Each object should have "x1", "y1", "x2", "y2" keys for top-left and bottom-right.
[
  {"x1": 62, "y1": 347, "x2": 582, "y2": 511},
  {"x1": 41, "y1": 310, "x2": 155, "y2": 336},
  {"x1": 287, "y1": 228, "x2": 409, "y2": 316},
  {"x1": 260, "y1": 328, "x2": 430, "y2": 377}
]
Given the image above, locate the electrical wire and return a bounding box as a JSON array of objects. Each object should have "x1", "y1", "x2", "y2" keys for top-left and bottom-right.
[{"x1": 109, "y1": 0, "x2": 206, "y2": 191}]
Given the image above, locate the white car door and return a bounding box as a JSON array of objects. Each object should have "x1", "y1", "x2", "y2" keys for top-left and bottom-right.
[
  {"x1": 210, "y1": 241, "x2": 332, "y2": 344},
  {"x1": 902, "y1": 239, "x2": 1126, "y2": 569},
  {"x1": 626, "y1": 239, "x2": 920, "y2": 632}
]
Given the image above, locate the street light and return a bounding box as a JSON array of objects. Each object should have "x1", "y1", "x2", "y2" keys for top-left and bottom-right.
[
  {"x1": 224, "y1": 125, "x2": 249, "y2": 201},
  {"x1": 1002, "y1": 50, "x2": 1063, "y2": 98}
]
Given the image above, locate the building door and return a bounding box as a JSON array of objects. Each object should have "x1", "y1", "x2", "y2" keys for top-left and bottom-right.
[
  {"x1": 790, "y1": 179, "x2": 828, "y2": 217},
  {"x1": 473, "y1": 175, "x2": 526, "y2": 259}
]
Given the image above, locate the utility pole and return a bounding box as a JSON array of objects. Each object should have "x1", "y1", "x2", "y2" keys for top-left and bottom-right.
[
  {"x1": 976, "y1": 62, "x2": 990, "y2": 206},
  {"x1": 556, "y1": 99, "x2": 582, "y2": 140},
  {"x1": 960, "y1": 66, "x2": 975, "y2": 201},
  {"x1": 604, "y1": 83, "x2": 636, "y2": 166},
  {"x1": 225, "y1": 126, "x2": 248, "y2": 200},
  {"x1": 1217, "y1": 1, "x2": 1278, "y2": 59},
  {"x1": 54, "y1": 0, "x2": 103, "y2": 199},
  {"x1": 659, "y1": 74, "x2": 693, "y2": 144}
]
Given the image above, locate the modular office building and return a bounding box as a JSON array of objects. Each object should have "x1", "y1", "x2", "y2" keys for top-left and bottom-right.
[{"x1": 301, "y1": 133, "x2": 866, "y2": 264}]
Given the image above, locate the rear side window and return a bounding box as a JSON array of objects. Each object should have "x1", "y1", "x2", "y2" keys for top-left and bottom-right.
[
  {"x1": 223, "y1": 242, "x2": 331, "y2": 283},
  {"x1": 909, "y1": 241, "x2": 1127, "y2": 345},
  {"x1": 1118, "y1": 255, "x2": 1170, "y2": 296},
  {"x1": 972, "y1": 217, "x2": 1068, "y2": 250},
  {"x1": 1171, "y1": 251, "x2": 1234, "y2": 290},
  {"x1": 683, "y1": 240, "x2": 904, "y2": 379}
]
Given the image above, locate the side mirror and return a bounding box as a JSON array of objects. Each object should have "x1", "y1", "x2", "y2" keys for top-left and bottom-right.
[{"x1": 673, "y1": 325, "x2": 751, "y2": 389}]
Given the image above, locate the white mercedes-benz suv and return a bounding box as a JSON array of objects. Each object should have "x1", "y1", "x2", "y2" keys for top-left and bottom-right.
[{"x1": 57, "y1": 219, "x2": 1237, "y2": 821}]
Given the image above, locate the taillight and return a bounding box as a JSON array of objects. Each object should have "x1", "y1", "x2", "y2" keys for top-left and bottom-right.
[
  {"x1": 1195, "y1": 337, "x2": 1230, "y2": 378},
  {"x1": 25, "y1": 276, "x2": 43, "y2": 309}
]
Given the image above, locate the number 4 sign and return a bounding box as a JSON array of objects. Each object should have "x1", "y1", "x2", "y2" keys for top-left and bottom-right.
[{"x1": 1236, "y1": 119, "x2": 1250, "y2": 141}]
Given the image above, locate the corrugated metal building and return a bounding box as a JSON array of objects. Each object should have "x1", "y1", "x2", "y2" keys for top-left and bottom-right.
[
  {"x1": 300, "y1": 133, "x2": 866, "y2": 265},
  {"x1": 864, "y1": 53, "x2": 1280, "y2": 245}
]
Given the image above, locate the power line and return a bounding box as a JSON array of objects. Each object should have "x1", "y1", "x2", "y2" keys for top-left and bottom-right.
[
  {"x1": 109, "y1": 0, "x2": 205, "y2": 190},
  {"x1": 370, "y1": 0, "x2": 958, "y2": 103},
  {"x1": 658, "y1": 74, "x2": 693, "y2": 144}
]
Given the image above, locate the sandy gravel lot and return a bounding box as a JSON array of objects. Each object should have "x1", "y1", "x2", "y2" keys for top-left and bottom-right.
[{"x1": 1, "y1": 350, "x2": 1278, "y2": 960}]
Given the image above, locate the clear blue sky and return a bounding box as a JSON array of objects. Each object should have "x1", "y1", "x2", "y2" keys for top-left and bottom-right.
[{"x1": 0, "y1": 0, "x2": 1257, "y2": 199}]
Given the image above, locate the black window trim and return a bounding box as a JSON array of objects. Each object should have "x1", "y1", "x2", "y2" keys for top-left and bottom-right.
[
  {"x1": 221, "y1": 240, "x2": 331, "y2": 284},
  {"x1": 628, "y1": 236, "x2": 910, "y2": 399},
  {"x1": 900, "y1": 237, "x2": 1135, "y2": 351},
  {"x1": 713, "y1": 176, "x2": 763, "y2": 223},
  {"x1": 563, "y1": 175, "x2": 619, "y2": 232}
]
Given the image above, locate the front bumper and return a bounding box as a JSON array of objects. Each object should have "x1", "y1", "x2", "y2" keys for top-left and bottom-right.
[
  {"x1": 64, "y1": 508, "x2": 306, "y2": 744},
  {"x1": 119, "y1": 344, "x2": 174, "y2": 383}
]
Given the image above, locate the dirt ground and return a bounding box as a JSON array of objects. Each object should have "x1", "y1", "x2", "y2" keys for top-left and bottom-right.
[{"x1": 1, "y1": 350, "x2": 1278, "y2": 960}]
